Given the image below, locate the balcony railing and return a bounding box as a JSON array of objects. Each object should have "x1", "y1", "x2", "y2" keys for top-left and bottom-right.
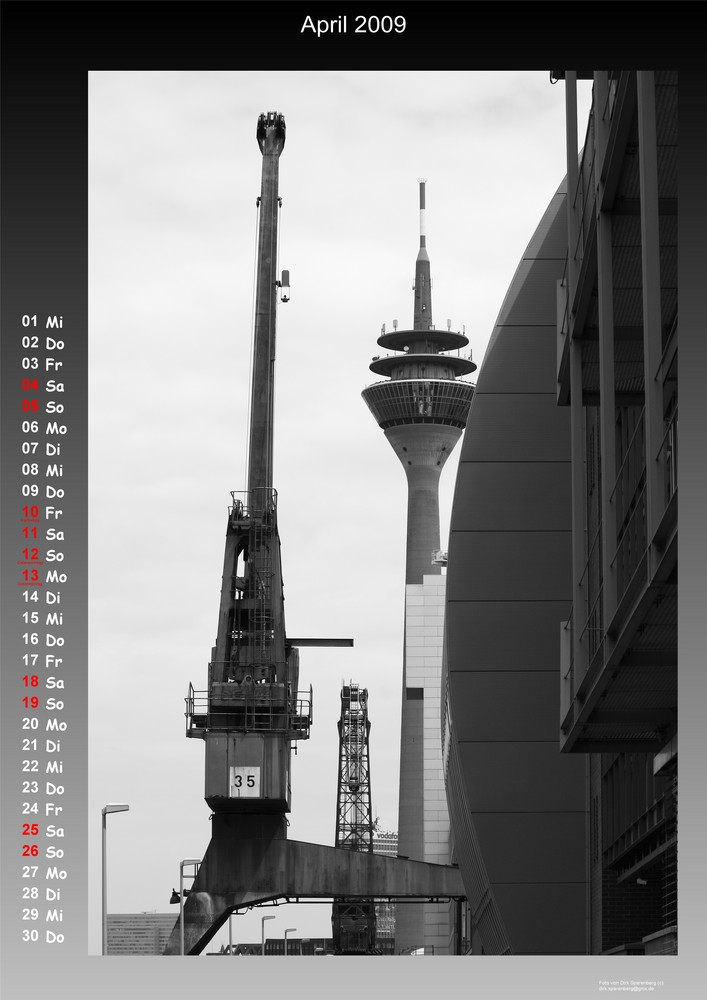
[
  {"x1": 577, "y1": 517, "x2": 604, "y2": 666},
  {"x1": 185, "y1": 680, "x2": 312, "y2": 739},
  {"x1": 658, "y1": 407, "x2": 678, "y2": 505},
  {"x1": 362, "y1": 377, "x2": 474, "y2": 429}
]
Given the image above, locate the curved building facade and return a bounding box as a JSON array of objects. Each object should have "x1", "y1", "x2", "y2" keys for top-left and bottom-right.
[{"x1": 443, "y1": 178, "x2": 588, "y2": 954}]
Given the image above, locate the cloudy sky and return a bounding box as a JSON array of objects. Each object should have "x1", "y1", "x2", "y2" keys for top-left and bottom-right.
[{"x1": 88, "y1": 70, "x2": 592, "y2": 952}]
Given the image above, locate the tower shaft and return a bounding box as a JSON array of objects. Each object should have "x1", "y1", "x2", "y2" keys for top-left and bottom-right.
[{"x1": 385, "y1": 423, "x2": 462, "y2": 584}]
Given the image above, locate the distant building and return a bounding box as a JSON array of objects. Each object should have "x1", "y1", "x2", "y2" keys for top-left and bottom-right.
[
  {"x1": 372, "y1": 829, "x2": 398, "y2": 856},
  {"x1": 372, "y1": 829, "x2": 398, "y2": 942},
  {"x1": 107, "y1": 913, "x2": 177, "y2": 955},
  {"x1": 213, "y1": 937, "x2": 334, "y2": 956}
]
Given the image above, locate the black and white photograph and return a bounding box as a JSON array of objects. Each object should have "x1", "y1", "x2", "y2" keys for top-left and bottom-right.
[{"x1": 87, "y1": 66, "x2": 599, "y2": 960}]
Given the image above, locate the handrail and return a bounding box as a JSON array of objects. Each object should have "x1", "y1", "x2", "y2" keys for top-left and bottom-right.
[
  {"x1": 657, "y1": 408, "x2": 678, "y2": 464},
  {"x1": 609, "y1": 480, "x2": 647, "y2": 571},
  {"x1": 654, "y1": 313, "x2": 678, "y2": 382},
  {"x1": 577, "y1": 522, "x2": 602, "y2": 589},
  {"x1": 608, "y1": 407, "x2": 645, "y2": 505},
  {"x1": 185, "y1": 681, "x2": 313, "y2": 739},
  {"x1": 562, "y1": 609, "x2": 573, "y2": 683},
  {"x1": 363, "y1": 376, "x2": 476, "y2": 390},
  {"x1": 229, "y1": 487, "x2": 277, "y2": 518}
]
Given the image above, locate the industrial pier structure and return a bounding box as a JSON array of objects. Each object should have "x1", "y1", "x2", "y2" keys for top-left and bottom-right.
[
  {"x1": 332, "y1": 682, "x2": 377, "y2": 954},
  {"x1": 164, "y1": 115, "x2": 465, "y2": 956},
  {"x1": 362, "y1": 184, "x2": 475, "y2": 954}
]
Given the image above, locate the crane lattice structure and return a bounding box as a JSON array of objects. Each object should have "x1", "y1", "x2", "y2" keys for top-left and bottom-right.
[{"x1": 332, "y1": 682, "x2": 377, "y2": 954}]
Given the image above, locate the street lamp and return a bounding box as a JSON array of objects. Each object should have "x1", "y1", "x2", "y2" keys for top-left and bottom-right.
[
  {"x1": 101, "y1": 804, "x2": 129, "y2": 955},
  {"x1": 261, "y1": 914, "x2": 275, "y2": 956},
  {"x1": 179, "y1": 859, "x2": 201, "y2": 956},
  {"x1": 284, "y1": 927, "x2": 297, "y2": 956}
]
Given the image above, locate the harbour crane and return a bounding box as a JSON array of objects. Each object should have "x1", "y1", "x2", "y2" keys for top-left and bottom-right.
[{"x1": 163, "y1": 112, "x2": 465, "y2": 956}]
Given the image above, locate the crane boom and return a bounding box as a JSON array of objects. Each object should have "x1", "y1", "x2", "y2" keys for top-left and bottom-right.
[{"x1": 249, "y1": 112, "x2": 285, "y2": 498}]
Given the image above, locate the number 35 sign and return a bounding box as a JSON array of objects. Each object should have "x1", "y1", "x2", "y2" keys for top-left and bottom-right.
[{"x1": 229, "y1": 767, "x2": 260, "y2": 797}]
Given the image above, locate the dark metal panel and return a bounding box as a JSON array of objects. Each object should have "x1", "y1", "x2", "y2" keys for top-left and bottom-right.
[
  {"x1": 474, "y1": 812, "x2": 587, "y2": 884},
  {"x1": 449, "y1": 671, "x2": 561, "y2": 742},
  {"x1": 520, "y1": 189, "x2": 568, "y2": 260},
  {"x1": 493, "y1": 883, "x2": 588, "y2": 955},
  {"x1": 457, "y1": 740, "x2": 586, "y2": 814},
  {"x1": 495, "y1": 258, "x2": 572, "y2": 328},
  {"x1": 448, "y1": 530, "x2": 572, "y2": 603},
  {"x1": 445, "y1": 600, "x2": 572, "y2": 673},
  {"x1": 398, "y1": 687, "x2": 424, "y2": 860},
  {"x1": 452, "y1": 461, "x2": 572, "y2": 532},
  {"x1": 461, "y1": 392, "x2": 571, "y2": 463},
  {"x1": 472, "y1": 325, "x2": 561, "y2": 395}
]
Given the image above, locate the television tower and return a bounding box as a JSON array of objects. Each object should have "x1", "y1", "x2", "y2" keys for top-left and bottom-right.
[
  {"x1": 362, "y1": 182, "x2": 476, "y2": 953},
  {"x1": 362, "y1": 182, "x2": 476, "y2": 583}
]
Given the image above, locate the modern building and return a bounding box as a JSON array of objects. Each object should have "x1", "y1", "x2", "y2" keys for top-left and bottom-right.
[
  {"x1": 372, "y1": 828, "x2": 398, "y2": 857},
  {"x1": 362, "y1": 182, "x2": 475, "y2": 954},
  {"x1": 107, "y1": 913, "x2": 178, "y2": 955},
  {"x1": 372, "y1": 829, "x2": 398, "y2": 944},
  {"x1": 443, "y1": 69, "x2": 677, "y2": 956},
  {"x1": 214, "y1": 937, "x2": 334, "y2": 956},
  {"x1": 443, "y1": 168, "x2": 587, "y2": 957},
  {"x1": 556, "y1": 70, "x2": 678, "y2": 956}
]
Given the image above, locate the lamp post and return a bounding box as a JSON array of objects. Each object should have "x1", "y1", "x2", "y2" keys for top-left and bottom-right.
[
  {"x1": 179, "y1": 859, "x2": 201, "y2": 956},
  {"x1": 284, "y1": 927, "x2": 297, "y2": 956},
  {"x1": 261, "y1": 914, "x2": 275, "y2": 956},
  {"x1": 101, "y1": 804, "x2": 129, "y2": 955}
]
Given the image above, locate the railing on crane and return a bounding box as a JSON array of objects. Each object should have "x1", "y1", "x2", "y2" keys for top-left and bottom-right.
[{"x1": 185, "y1": 681, "x2": 312, "y2": 739}]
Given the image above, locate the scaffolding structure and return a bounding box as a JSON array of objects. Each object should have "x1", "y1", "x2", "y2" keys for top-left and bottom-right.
[{"x1": 332, "y1": 682, "x2": 377, "y2": 953}]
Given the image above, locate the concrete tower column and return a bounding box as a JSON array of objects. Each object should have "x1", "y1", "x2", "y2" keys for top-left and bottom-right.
[{"x1": 384, "y1": 423, "x2": 463, "y2": 584}]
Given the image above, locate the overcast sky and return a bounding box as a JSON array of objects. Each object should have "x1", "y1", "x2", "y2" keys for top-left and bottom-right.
[{"x1": 88, "y1": 70, "x2": 592, "y2": 952}]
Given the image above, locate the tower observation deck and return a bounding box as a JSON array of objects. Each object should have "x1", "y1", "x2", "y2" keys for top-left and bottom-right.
[{"x1": 362, "y1": 181, "x2": 476, "y2": 585}]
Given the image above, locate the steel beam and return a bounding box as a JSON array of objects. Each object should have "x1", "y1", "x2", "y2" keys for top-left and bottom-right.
[{"x1": 163, "y1": 815, "x2": 464, "y2": 954}]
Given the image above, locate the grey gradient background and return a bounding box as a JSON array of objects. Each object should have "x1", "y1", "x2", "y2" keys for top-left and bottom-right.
[{"x1": 1, "y1": 3, "x2": 702, "y2": 998}]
